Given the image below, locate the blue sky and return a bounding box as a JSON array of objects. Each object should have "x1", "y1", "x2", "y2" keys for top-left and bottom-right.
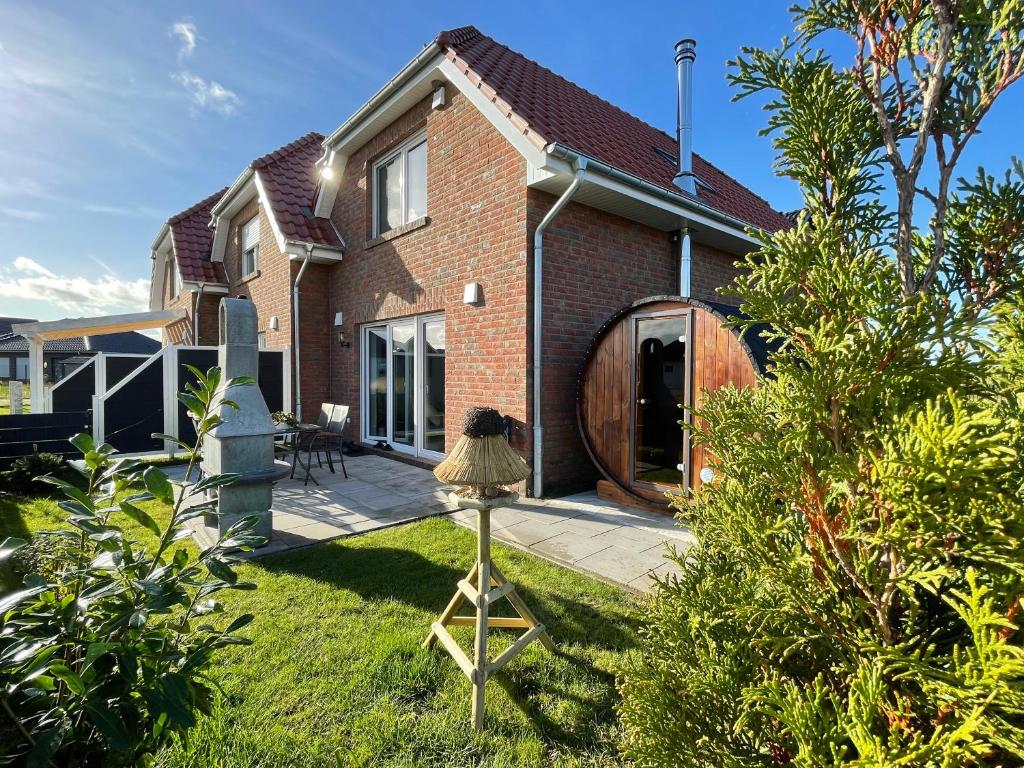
[{"x1": 1, "y1": 1, "x2": 1021, "y2": 321}]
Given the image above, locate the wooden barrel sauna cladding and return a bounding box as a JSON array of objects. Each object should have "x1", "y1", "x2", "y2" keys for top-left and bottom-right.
[{"x1": 576, "y1": 296, "x2": 771, "y2": 511}]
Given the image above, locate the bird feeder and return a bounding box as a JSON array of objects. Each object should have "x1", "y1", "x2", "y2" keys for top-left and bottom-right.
[{"x1": 423, "y1": 407, "x2": 554, "y2": 731}]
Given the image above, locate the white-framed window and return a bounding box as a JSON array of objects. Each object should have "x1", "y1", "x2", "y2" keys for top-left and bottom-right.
[
  {"x1": 361, "y1": 313, "x2": 445, "y2": 459},
  {"x1": 168, "y1": 260, "x2": 181, "y2": 299},
  {"x1": 372, "y1": 131, "x2": 427, "y2": 236},
  {"x1": 257, "y1": 332, "x2": 266, "y2": 349},
  {"x1": 16, "y1": 357, "x2": 29, "y2": 380},
  {"x1": 242, "y1": 216, "x2": 260, "y2": 276}
]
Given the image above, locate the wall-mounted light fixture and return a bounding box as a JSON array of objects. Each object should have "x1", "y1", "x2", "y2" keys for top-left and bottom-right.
[
  {"x1": 463, "y1": 282, "x2": 481, "y2": 305},
  {"x1": 431, "y1": 81, "x2": 446, "y2": 110},
  {"x1": 269, "y1": 315, "x2": 279, "y2": 331},
  {"x1": 699, "y1": 467, "x2": 715, "y2": 484}
]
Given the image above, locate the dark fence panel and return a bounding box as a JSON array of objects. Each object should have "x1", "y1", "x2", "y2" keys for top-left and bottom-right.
[
  {"x1": 103, "y1": 356, "x2": 164, "y2": 454},
  {"x1": 106, "y1": 355, "x2": 147, "y2": 388},
  {"x1": 50, "y1": 360, "x2": 95, "y2": 413},
  {"x1": 0, "y1": 411, "x2": 92, "y2": 464},
  {"x1": 176, "y1": 349, "x2": 218, "y2": 448},
  {"x1": 258, "y1": 351, "x2": 285, "y2": 414}
]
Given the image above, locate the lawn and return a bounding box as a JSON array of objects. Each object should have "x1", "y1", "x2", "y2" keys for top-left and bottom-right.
[
  {"x1": 1, "y1": 492, "x2": 641, "y2": 767},
  {"x1": 0, "y1": 381, "x2": 29, "y2": 415}
]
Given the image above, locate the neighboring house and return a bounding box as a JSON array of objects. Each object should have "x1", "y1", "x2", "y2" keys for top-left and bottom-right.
[
  {"x1": 150, "y1": 26, "x2": 789, "y2": 497},
  {"x1": 0, "y1": 319, "x2": 160, "y2": 382}
]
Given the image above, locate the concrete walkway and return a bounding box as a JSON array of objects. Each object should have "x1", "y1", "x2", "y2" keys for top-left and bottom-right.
[
  {"x1": 447, "y1": 492, "x2": 691, "y2": 592},
  {"x1": 173, "y1": 454, "x2": 692, "y2": 592}
]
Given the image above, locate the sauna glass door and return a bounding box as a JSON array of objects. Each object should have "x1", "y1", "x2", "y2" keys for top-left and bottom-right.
[{"x1": 632, "y1": 313, "x2": 688, "y2": 488}]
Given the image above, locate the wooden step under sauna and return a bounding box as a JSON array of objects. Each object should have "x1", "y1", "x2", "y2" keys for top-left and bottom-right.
[{"x1": 576, "y1": 296, "x2": 773, "y2": 512}]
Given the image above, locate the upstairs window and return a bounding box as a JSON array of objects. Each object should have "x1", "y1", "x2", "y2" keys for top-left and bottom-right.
[
  {"x1": 373, "y1": 132, "x2": 427, "y2": 236},
  {"x1": 242, "y1": 216, "x2": 260, "y2": 276},
  {"x1": 168, "y1": 260, "x2": 181, "y2": 299}
]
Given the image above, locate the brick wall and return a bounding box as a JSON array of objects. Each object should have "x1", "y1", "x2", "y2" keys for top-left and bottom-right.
[
  {"x1": 528, "y1": 189, "x2": 746, "y2": 495},
  {"x1": 324, "y1": 88, "x2": 530, "y2": 458},
  {"x1": 161, "y1": 259, "x2": 194, "y2": 345}
]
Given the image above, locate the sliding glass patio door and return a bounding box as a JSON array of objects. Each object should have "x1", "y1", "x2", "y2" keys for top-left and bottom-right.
[{"x1": 361, "y1": 314, "x2": 446, "y2": 459}]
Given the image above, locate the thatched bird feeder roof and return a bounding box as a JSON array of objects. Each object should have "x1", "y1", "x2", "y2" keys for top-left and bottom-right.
[{"x1": 433, "y1": 407, "x2": 530, "y2": 487}]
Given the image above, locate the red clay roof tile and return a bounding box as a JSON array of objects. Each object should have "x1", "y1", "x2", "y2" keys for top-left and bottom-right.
[
  {"x1": 252, "y1": 132, "x2": 343, "y2": 249},
  {"x1": 168, "y1": 188, "x2": 228, "y2": 284},
  {"x1": 436, "y1": 26, "x2": 791, "y2": 233}
]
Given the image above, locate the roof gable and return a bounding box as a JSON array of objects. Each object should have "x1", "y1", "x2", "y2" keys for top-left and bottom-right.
[
  {"x1": 168, "y1": 188, "x2": 228, "y2": 284},
  {"x1": 436, "y1": 26, "x2": 790, "y2": 233},
  {"x1": 252, "y1": 132, "x2": 343, "y2": 249}
]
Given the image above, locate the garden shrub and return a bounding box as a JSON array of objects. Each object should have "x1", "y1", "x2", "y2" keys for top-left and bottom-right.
[
  {"x1": 0, "y1": 366, "x2": 264, "y2": 766},
  {"x1": 619, "y1": 3, "x2": 1024, "y2": 765},
  {"x1": 0, "y1": 452, "x2": 73, "y2": 496}
]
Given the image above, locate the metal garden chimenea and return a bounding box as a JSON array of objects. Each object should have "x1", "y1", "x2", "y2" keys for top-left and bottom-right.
[{"x1": 200, "y1": 298, "x2": 286, "y2": 542}]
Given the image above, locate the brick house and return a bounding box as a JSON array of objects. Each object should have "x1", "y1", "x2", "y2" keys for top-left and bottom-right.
[{"x1": 149, "y1": 26, "x2": 789, "y2": 498}]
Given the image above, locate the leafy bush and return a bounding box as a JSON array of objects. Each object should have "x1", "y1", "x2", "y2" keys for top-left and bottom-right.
[
  {"x1": 0, "y1": 366, "x2": 264, "y2": 766},
  {"x1": 619, "y1": 4, "x2": 1024, "y2": 766},
  {"x1": 0, "y1": 452, "x2": 72, "y2": 496}
]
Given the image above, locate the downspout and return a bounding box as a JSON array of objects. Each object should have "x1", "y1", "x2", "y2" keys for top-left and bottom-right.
[
  {"x1": 679, "y1": 228, "x2": 692, "y2": 298},
  {"x1": 292, "y1": 246, "x2": 313, "y2": 422},
  {"x1": 532, "y1": 157, "x2": 587, "y2": 498},
  {"x1": 193, "y1": 281, "x2": 206, "y2": 344}
]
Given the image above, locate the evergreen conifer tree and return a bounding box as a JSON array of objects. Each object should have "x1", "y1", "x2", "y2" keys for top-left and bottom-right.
[{"x1": 619, "y1": 3, "x2": 1024, "y2": 764}]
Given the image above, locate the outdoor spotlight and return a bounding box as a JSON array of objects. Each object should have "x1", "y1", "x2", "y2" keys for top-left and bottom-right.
[
  {"x1": 268, "y1": 316, "x2": 279, "y2": 331},
  {"x1": 700, "y1": 467, "x2": 715, "y2": 484}
]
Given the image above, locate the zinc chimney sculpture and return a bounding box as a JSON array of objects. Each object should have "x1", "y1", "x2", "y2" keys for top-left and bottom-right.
[
  {"x1": 199, "y1": 298, "x2": 287, "y2": 543},
  {"x1": 423, "y1": 407, "x2": 554, "y2": 731}
]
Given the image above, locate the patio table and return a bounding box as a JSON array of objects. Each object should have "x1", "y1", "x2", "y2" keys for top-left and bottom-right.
[{"x1": 275, "y1": 422, "x2": 333, "y2": 486}]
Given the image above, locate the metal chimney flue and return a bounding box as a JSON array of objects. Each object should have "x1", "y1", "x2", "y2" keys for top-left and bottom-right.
[{"x1": 673, "y1": 38, "x2": 697, "y2": 195}]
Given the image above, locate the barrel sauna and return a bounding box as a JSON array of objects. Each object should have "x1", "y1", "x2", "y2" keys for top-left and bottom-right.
[{"x1": 576, "y1": 296, "x2": 770, "y2": 511}]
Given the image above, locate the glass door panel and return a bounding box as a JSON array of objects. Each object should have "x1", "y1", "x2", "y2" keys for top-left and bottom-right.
[
  {"x1": 633, "y1": 314, "x2": 687, "y2": 487},
  {"x1": 422, "y1": 318, "x2": 446, "y2": 454},
  {"x1": 391, "y1": 322, "x2": 416, "y2": 447},
  {"x1": 366, "y1": 327, "x2": 388, "y2": 439}
]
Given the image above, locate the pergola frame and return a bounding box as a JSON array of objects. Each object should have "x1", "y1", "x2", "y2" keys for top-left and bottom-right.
[{"x1": 12, "y1": 310, "x2": 186, "y2": 413}]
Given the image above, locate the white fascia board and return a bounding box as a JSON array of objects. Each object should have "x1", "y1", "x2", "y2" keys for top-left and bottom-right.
[
  {"x1": 538, "y1": 148, "x2": 763, "y2": 247},
  {"x1": 313, "y1": 148, "x2": 346, "y2": 218},
  {"x1": 149, "y1": 230, "x2": 174, "y2": 310},
  {"x1": 182, "y1": 281, "x2": 228, "y2": 294},
  {"x1": 210, "y1": 173, "x2": 257, "y2": 262},
  {"x1": 284, "y1": 242, "x2": 344, "y2": 263},
  {"x1": 437, "y1": 57, "x2": 549, "y2": 170},
  {"x1": 253, "y1": 170, "x2": 288, "y2": 253}
]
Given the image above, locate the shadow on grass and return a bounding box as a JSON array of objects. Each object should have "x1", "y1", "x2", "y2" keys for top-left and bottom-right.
[
  {"x1": 250, "y1": 544, "x2": 466, "y2": 613},
  {"x1": 252, "y1": 535, "x2": 641, "y2": 653}
]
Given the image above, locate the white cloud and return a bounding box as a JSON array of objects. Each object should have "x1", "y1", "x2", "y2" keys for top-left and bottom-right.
[
  {"x1": 170, "y1": 20, "x2": 197, "y2": 60},
  {"x1": 174, "y1": 71, "x2": 240, "y2": 115},
  {"x1": 0, "y1": 261, "x2": 149, "y2": 316},
  {"x1": 83, "y1": 202, "x2": 163, "y2": 219},
  {"x1": 0, "y1": 205, "x2": 44, "y2": 221},
  {"x1": 13, "y1": 256, "x2": 54, "y2": 276}
]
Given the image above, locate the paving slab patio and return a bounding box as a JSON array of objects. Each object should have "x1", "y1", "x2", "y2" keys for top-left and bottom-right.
[
  {"x1": 173, "y1": 453, "x2": 693, "y2": 591},
  {"x1": 448, "y1": 491, "x2": 694, "y2": 593},
  {"x1": 176, "y1": 454, "x2": 458, "y2": 555}
]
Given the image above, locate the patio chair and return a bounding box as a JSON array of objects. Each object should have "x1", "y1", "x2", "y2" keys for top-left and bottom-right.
[{"x1": 318, "y1": 403, "x2": 349, "y2": 479}]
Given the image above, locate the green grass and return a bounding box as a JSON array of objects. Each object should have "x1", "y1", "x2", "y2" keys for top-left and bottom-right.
[
  {"x1": 1, "y1": 494, "x2": 641, "y2": 767},
  {"x1": 0, "y1": 380, "x2": 30, "y2": 415}
]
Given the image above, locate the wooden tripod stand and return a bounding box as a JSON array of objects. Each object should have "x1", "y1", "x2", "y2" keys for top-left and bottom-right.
[{"x1": 423, "y1": 502, "x2": 555, "y2": 730}]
